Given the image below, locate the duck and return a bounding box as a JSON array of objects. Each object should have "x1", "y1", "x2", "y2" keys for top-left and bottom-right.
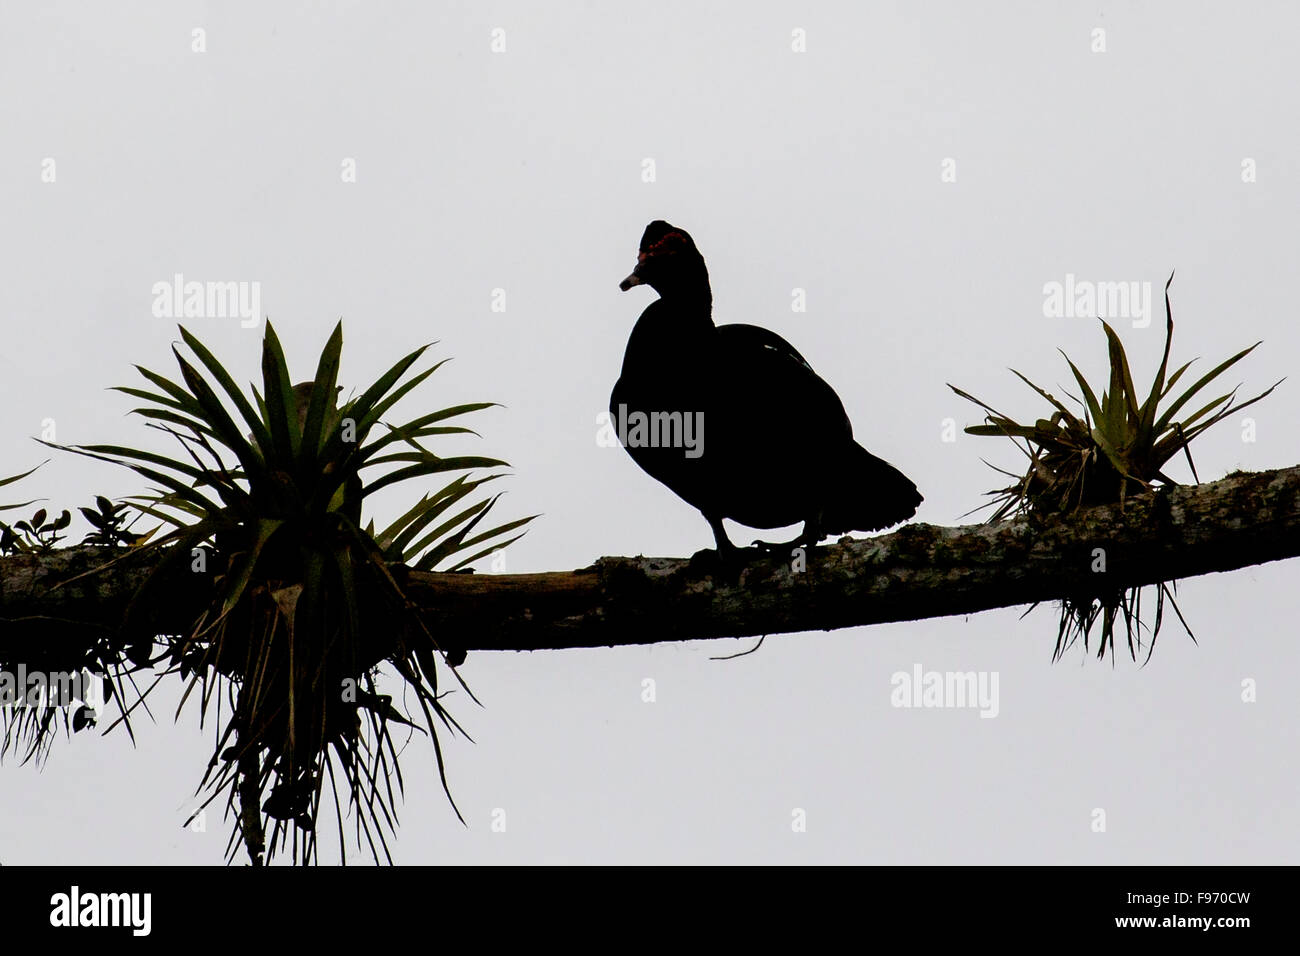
[{"x1": 609, "y1": 220, "x2": 922, "y2": 554}]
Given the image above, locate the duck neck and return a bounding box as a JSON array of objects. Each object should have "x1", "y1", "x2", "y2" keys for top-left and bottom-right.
[
  {"x1": 654, "y1": 261, "x2": 713, "y2": 316},
  {"x1": 623, "y1": 294, "x2": 714, "y2": 371}
]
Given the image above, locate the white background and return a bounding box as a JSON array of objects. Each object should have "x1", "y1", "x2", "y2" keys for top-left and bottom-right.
[{"x1": 1, "y1": 1, "x2": 1297, "y2": 864}]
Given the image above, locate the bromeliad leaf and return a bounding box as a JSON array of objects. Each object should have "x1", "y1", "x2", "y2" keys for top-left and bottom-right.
[
  {"x1": 39, "y1": 319, "x2": 534, "y2": 865},
  {"x1": 950, "y1": 273, "x2": 1280, "y2": 662}
]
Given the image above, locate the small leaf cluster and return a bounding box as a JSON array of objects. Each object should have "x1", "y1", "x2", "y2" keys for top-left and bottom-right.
[{"x1": 951, "y1": 276, "x2": 1279, "y2": 661}]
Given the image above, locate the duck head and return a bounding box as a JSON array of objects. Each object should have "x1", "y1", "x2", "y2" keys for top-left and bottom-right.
[{"x1": 619, "y1": 221, "x2": 711, "y2": 305}]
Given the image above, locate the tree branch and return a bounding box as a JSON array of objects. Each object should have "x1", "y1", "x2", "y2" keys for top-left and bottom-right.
[{"x1": 2, "y1": 465, "x2": 1298, "y2": 657}]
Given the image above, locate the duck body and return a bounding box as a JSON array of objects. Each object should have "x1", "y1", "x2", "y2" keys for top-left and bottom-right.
[{"x1": 610, "y1": 221, "x2": 922, "y2": 552}]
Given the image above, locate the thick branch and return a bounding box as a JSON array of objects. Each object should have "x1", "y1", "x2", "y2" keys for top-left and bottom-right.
[{"x1": 2, "y1": 465, "x2": 1298, "y2": 654}]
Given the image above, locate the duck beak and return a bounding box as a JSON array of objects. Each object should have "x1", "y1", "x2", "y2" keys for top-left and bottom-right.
[{"x1": 619, "y1": 258, "x2": 647, "y2": 291}]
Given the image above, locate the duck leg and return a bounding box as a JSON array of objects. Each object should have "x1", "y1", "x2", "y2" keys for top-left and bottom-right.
[
  {"x1": 707, "y1": 514, "x2": 738, "y2": 555},
  {"x1": 689, "y1": 514, "x2": 748, "y2": 573}
]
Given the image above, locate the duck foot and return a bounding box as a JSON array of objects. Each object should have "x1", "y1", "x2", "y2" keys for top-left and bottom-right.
[
  {"x1": 688, "y1": 541, "x2": 761, "y2": 574},
  {"x1": 690, "y1": 520, "x2": 767, "y2": 576},
  {"x1": 751, "y1": 532, "x2": 821, "y2": 554},
  {"x1": 752, "y1": 518, "x2": 824, "y2": 554},
  {"x1": 751, "y1": 536, "x2": 802, "y2": 553}
]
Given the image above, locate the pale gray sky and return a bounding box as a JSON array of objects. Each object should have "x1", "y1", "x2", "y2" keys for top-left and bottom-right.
[{"x1": 2, "y1": 1, "x2": 1297, "y2": 864}]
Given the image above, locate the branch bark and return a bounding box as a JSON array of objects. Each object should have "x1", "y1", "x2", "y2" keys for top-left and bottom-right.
[{"x1": 2, "y1": 465, "x2": 1298, "y2": 655}]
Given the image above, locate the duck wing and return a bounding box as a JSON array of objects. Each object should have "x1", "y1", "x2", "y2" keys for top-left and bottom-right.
[
  {"x1": 713, "y1": 324, "x2": 921, "y2": 533},
  {"x1": 712, "y1": 323, "x2": 854, "y2": 447}
]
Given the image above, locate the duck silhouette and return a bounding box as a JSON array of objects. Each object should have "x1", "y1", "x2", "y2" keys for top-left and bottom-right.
[{"x1": 610, "y1": 220, "x2": 922, "y2": 554}]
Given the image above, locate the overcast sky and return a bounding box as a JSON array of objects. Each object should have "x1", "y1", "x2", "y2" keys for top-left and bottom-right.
[{"x1": 2, "y1": 1, "x2": 1298, "y2": 864}]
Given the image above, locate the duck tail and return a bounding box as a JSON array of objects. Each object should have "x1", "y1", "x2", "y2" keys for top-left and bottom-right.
[{"x1": 823, "y1": 442, "x2": 923, "y2": 534}]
